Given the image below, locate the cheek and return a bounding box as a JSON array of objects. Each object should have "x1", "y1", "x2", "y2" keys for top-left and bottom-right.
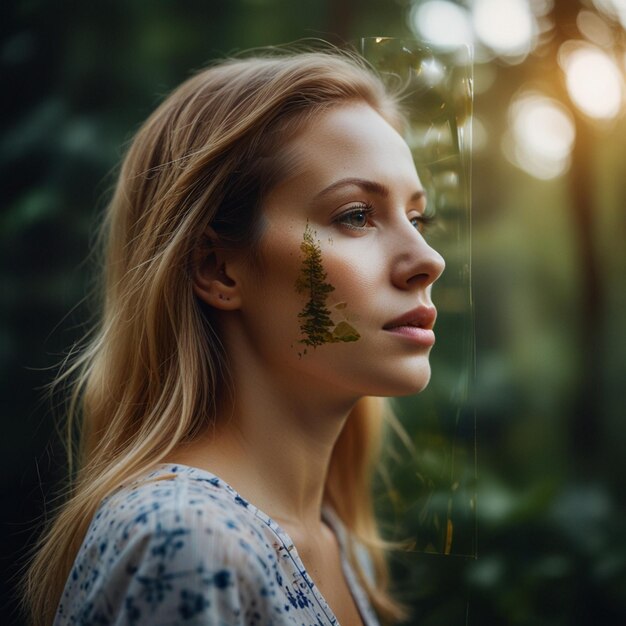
[
  {"x1": 246, "y1": 225, "x2": 383, "y2": 353},
  {"x1": 243, "y1": 227, "x2": 304, "y2": 321},
  {"x1": 302, "y1": 242, "x2": 381, "y2": 347},
  {"x1": 323, "y1": 247, "x2": 381, "y2": 309},
  {"x1": 258, "y1": 230, "x2": 302, "y2": 294},
  {"x1": 250, "y1": 216, "x2": 295, "y2": 275}
]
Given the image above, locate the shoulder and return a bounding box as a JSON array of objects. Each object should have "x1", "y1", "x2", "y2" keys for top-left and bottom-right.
[
  {"x1": 56, "y1": 467, "x2": 275, "y2": 625},
  {"x1": 84, "y1": 466, "x2": 269, "y2": 569}
]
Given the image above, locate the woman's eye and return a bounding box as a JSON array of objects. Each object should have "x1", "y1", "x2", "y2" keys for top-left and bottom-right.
[
  {"x1": 336, "y1": 205, "x2": 374, "y2": 230},
  {"x1": 410, "y1": 213, "x2": 437, "y2": 234}
]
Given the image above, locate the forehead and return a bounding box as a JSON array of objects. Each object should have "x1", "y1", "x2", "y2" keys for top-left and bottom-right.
[{"x1": 263, "y1": 103, "x2": 420, "y2": 211}]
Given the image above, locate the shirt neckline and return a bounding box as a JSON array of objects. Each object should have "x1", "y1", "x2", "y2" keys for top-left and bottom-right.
[{"x1": 143, "y1": 462, "x2": 377, "y2": 626}]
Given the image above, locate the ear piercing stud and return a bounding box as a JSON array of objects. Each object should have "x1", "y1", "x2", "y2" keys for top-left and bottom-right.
[{"x1": 218, "y1": 294, "x2": 230, "y2": 301}]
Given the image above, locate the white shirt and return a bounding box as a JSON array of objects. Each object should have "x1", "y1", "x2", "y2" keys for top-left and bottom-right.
[{"x1": 54, "y1": 463, "x2": 382, "y2": 625}]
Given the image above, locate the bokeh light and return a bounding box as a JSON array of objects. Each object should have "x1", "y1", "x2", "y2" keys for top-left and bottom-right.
[
  {"x1": 592, "y1": 0, "x2": 626, "y2": 28},
  {"x1": 530, "y1": 0, "x2": 555, "y2": 17},
  {"x1": 577, "y1": 9, "x2": 616, "y2": 47},
  {"x1": 559, "y1": 42, "x2": 624, "y2": 119},
  {"x1": 409, "y1": 0, "x2": 473, "y2": 50},
  {"x1": 503, "y1": 91, "x2": 576, "y2": 179},
  {"x1": 473, "y1": 0, "x2": 535, "y2": 57}
]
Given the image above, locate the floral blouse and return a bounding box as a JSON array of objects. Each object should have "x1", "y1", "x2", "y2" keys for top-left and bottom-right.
[{"x1": 54, "y1": 463, "x2": 382, "y2": 625}]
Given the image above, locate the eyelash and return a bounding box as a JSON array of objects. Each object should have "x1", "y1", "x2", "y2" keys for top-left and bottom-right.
[
  {"x1": 410, "y1": 213, "x2": 437, "y2": 234},
  {"x1": 335, "y1": 203, "x2": 376, "y2": 230},
  {"x1": 335, "y1": 203, "x2": 437, "y2": 234}
]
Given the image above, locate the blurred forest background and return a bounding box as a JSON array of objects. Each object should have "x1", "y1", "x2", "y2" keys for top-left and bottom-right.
[{"x1": 2, "y1": 1, "x2": 625, "y2": 624}]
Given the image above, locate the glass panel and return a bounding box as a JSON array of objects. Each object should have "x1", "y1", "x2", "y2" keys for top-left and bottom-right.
[{"x1": 362, "y1": 38, "x2": 476, "y2": 558}]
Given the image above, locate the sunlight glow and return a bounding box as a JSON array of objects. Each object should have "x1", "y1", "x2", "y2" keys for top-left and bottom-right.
[
  {"x1": 473, "y1": 0, "x2": 534, "y2": 56},
  {"x1": 410, "y1": 0, "x2": 473, "y2": 50},
  {"x1": 560, "y1": 44, "x2": 623, "y2": 119},
  {"x1": 503, "y1": 92, "x2": 575, "y2": 179}
]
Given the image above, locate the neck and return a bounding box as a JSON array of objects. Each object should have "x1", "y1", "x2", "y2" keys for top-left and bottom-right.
[{"x1": 169, "y1": 365, "x2": 358, "y2": 534}]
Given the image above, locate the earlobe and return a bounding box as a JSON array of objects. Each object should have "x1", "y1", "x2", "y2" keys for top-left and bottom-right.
[{"x1": 192, "y1": 234, "x2": 242, "y2": 311}]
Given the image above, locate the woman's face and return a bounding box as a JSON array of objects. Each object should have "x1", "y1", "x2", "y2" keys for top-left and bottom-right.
[{"x1": 234, "y1": 102, "x2": 445, "y2": 400}]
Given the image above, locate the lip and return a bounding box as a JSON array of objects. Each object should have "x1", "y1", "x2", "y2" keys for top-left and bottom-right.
[{"x1": 383, "y1": 306, "x2": 437, "y2": 346}]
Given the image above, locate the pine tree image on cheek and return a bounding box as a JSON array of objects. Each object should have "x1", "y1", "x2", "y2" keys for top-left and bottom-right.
[
  {"x1": 295, "y1": 223, "x2": 336, "y2": 348},
  {"x1": 295, "y1": 223, "x2": 360, "y2": 352}
]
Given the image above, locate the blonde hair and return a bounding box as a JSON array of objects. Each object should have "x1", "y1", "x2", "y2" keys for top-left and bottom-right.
[{"x1": 22, "y1": 48, "x2": 411, "y2": 625}]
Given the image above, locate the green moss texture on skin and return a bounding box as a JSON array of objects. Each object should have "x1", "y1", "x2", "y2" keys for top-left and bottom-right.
[{"x1": 294, "y1": 223, "x2": 360, "y2": 351}]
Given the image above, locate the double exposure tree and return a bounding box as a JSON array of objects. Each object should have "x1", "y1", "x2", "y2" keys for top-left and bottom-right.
[{"x1": 295, "y1": 224, "x2": 336, "y2": 348}]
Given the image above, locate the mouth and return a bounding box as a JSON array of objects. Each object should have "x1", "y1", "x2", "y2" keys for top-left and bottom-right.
[
  {"x1": 382, "y1": 306, "x2": 437, "y2": 347},
  {"x1": 383, "y1": 306, "x2": 437, "y2": 331}
]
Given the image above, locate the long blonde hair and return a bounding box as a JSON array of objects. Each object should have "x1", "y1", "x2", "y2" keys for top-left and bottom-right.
[{"x1": 23, "y1": 48, "x2": 411, "y2": 625}]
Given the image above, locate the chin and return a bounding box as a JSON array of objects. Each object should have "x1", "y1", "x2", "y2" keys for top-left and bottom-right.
[
  {"x1": 392, "y1": 376, "x2": 431, "y2": 397},
  {"x1": 364, "y1": 363, "x2": 432, "y2": 398}
]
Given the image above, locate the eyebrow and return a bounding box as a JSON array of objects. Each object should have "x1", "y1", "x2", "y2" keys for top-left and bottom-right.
[{"x1": 313, "y1": 177, "x2": 426, "y2": 203}]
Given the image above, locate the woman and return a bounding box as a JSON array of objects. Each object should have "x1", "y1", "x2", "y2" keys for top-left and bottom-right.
[{"x1": 24, "y1": 47, "x2": 444, "y2": 626}]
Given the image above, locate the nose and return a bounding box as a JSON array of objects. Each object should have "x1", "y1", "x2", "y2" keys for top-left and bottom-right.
[{"x1": 390, "y1": 228, "x2": 445, "y2": 291}]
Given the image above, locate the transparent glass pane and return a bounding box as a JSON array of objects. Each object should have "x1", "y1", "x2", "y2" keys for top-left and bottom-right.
[{"x1": 362, "y1": 38, "x2": 476, "y2": 558}]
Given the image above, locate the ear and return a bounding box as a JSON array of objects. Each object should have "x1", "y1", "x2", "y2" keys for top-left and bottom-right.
[{"x1": 192, "y1": 229, "x2": 243, "y2": 311}]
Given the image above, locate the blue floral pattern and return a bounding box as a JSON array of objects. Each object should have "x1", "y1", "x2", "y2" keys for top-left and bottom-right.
[{"x1": 54, "y1": 463, "x2": 381, "y2": 625}]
